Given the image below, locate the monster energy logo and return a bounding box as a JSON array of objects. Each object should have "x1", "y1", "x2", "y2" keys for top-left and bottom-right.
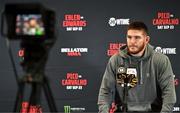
[{"x1": 64, "y1": 106, "x2": 71, "y2": 113}]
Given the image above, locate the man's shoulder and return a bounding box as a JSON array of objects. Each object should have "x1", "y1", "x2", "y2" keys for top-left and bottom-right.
[
  {"x1": 109, "y1": 52, "x2": 123, "y2": 61},
  {"x1": 152, "y1": 51, "x2": 170, "y2": 64},
  {"x1": 153, "y1": 51, "x2": 168, "y2": 59},
  {"x1": 107, "y1": 52, "x2": 125, "y2": 67}
]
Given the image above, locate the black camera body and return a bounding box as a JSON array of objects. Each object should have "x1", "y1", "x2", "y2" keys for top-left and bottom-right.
[
  {"x1": 1, "y1": 3, "x2": 56, "y2": 72},
  {"x1": 1, "y1": 4, "x2": 58, "y2": 111},
  {"x1": 2, "y1": 3, "x2": 55, "y2": 42}
]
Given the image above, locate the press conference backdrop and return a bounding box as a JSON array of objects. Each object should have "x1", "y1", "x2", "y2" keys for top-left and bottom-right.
[{"x1": 0, "y1": 0, "x2": 180, "y2": 112}]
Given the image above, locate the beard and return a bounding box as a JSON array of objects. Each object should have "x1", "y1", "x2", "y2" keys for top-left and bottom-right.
[{"x1": 127, "y1": 43, "x2": 146, "y2": 55}]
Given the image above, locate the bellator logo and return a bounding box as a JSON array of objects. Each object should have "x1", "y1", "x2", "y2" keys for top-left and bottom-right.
[
  {"x1": 152, "y1": 12, "x2": 179, "y2": 30},
  {"x1": 61, "y1": 48, "x2": 88, "y2": 57}
]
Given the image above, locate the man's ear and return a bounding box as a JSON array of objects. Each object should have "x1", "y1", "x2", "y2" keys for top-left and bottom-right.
[{"x1": 146, "y1": 36, "x2": 150, "y2": 43}]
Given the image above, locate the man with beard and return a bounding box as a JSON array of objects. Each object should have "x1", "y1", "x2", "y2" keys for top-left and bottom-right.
[{"x1": 98, "y1": 21, "x2": 176, "y2": 113}]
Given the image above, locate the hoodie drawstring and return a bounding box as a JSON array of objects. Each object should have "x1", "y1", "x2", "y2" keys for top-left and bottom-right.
[{"x1": 140, "y1": 61, "x2": 143, "y2": 85}]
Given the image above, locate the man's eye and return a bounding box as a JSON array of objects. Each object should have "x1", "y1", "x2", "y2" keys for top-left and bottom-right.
[{"x1": 135, "y1": 36, "x2": 141, "y2": 39}]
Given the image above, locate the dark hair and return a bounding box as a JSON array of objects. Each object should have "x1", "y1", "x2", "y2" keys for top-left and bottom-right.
[{"x1": 127, "y1": 21, "x2": 148, "y2": 35}]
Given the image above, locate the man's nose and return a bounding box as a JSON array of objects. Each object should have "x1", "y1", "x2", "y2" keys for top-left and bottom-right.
[{"x1": 129, "y1": 37, "x2": 136, "y2": 44}]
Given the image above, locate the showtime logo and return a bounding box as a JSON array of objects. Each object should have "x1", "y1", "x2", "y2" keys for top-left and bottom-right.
[
  {"x1": 107, "y1": 43, "x2": 126, "y2": 56},
  {"x1": 155, "y1": 46, "x2": 176, "y2": 55},
  {"x1": 61, "y1": 72, "x2": 88, "y2": 90},
  {"x1": 61, "y1": 48, "x2": 88, "y2": 57},
  {"x1": 152, "y1": 12, "x2": 179, "y2": 30},
  {"x1": 108, "y1": 17, "x2": 130, "y2": 27},
  {"x1": 62, "y1": 14, "x2": 87, "y2": 31},
  {"x1": 173, "y1": 107, "x2": 180, "y2": 111}
]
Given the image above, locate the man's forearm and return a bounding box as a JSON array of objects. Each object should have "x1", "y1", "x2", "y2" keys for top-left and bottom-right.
[
  {"x1": 98, "y1": 104, "x2": 110, "y2": 113},
  {"x1": 160, "y1": 103, "x2": 175, "y2": 113}
]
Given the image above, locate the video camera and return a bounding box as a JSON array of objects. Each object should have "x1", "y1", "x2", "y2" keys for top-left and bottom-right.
[
  {"x1": 1, "y1": 3, "x2": 56, "y2": 72},
  {"x1": 1, "y1": 3, "x2": 55, "y2": 43},
  {"x1": 1, "y1": 4, "x2": 57, "y2": 112}
]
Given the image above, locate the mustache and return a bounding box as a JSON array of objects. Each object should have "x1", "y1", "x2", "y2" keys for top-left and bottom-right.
[{"x1": 128, "y1": 45, "x2": 138, "y2": 47}]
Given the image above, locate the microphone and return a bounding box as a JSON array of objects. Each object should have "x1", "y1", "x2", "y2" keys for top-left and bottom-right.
[
  {"x1": 116, "y1": 67, "x2": 138, "y2": 88},
  {"x1": 116, "y1": 67, "x2": 138, "y2": 112}
]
